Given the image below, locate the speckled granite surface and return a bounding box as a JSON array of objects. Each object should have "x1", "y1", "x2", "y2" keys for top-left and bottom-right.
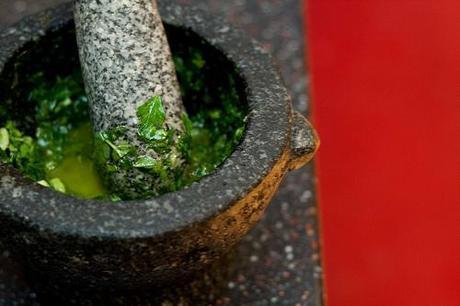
[
  {"x1": 74, "y1": 0, "x2": 188, "y2": 200},
  {"x1": 75, "y1": 0, "x2": 184, "y2": 134},
  {"x1": 0, "y1": 0, "x2": 323, "y2": 305}
]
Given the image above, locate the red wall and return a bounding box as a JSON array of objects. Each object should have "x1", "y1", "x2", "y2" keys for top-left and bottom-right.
[{"x1": 305, "y1": 1, "x2": 460, "y2": 305}]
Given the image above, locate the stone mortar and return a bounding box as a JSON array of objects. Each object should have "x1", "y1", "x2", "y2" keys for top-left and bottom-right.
[{"x1": 0, "y1": 1, "x2": 319, "y2": 292}]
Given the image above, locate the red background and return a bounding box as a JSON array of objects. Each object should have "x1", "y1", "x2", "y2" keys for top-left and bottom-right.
[{"x1": 305, "y1": 1, "x2": 460, "y2": 305}]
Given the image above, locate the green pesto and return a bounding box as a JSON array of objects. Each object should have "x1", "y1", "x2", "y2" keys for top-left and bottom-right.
[{"x1": 0, "y1": 63, "x2": 246, "y2": 200}]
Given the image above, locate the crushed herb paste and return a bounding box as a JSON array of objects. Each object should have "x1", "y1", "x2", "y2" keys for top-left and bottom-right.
[{"x1": 0, "y1": 64, "x2": 246, "y2": 200}]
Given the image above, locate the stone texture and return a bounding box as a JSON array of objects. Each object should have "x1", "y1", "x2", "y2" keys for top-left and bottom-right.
[
  {"x1": 74, "y1": 0, "x2": 184, "y2": 133},
  {"x1": 74, "y1": 0, "x2": 186, "y2": 197},
  {"x1": 290, "y1": 111, "x2": 320, "y2": 171},
  {"x1": 0, "y1": 1, "x2": 323, "y2": 305},
  {"x1": 0, "y1": 0, "x2": 315, "y2": 293}
]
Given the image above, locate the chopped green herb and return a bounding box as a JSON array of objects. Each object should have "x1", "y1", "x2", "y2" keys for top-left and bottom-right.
[
  {"x1": 37, "y1": 180, "x2": 50, "y2": 187},
  {"x1": 49, "y1": 177, "x2": 66, "y2": 193},
  {"x1": 0, "y1": 46, "x2": 247, "y2": 201},
  {"x1": 133, "y1": 155, "x2": 157, "y2": 169},
  {"x1": 192, "y1": 52, "x2": 206, "y2": 69},
  {"x1": 94, "y1": 96, "x2": 193, "y2": 198},
  {"x1": 0, "y1": 128, "x2": 9, "y2": 151}
]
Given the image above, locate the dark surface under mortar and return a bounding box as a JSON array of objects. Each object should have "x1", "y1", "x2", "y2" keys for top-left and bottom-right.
[{"x1": 0, "y1": 0, "x2": 323, "y2": 305}]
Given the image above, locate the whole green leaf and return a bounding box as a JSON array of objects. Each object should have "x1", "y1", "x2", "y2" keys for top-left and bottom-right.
[{"x1": 137, "y1": 96, "x2": 166, "y2": 141}]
